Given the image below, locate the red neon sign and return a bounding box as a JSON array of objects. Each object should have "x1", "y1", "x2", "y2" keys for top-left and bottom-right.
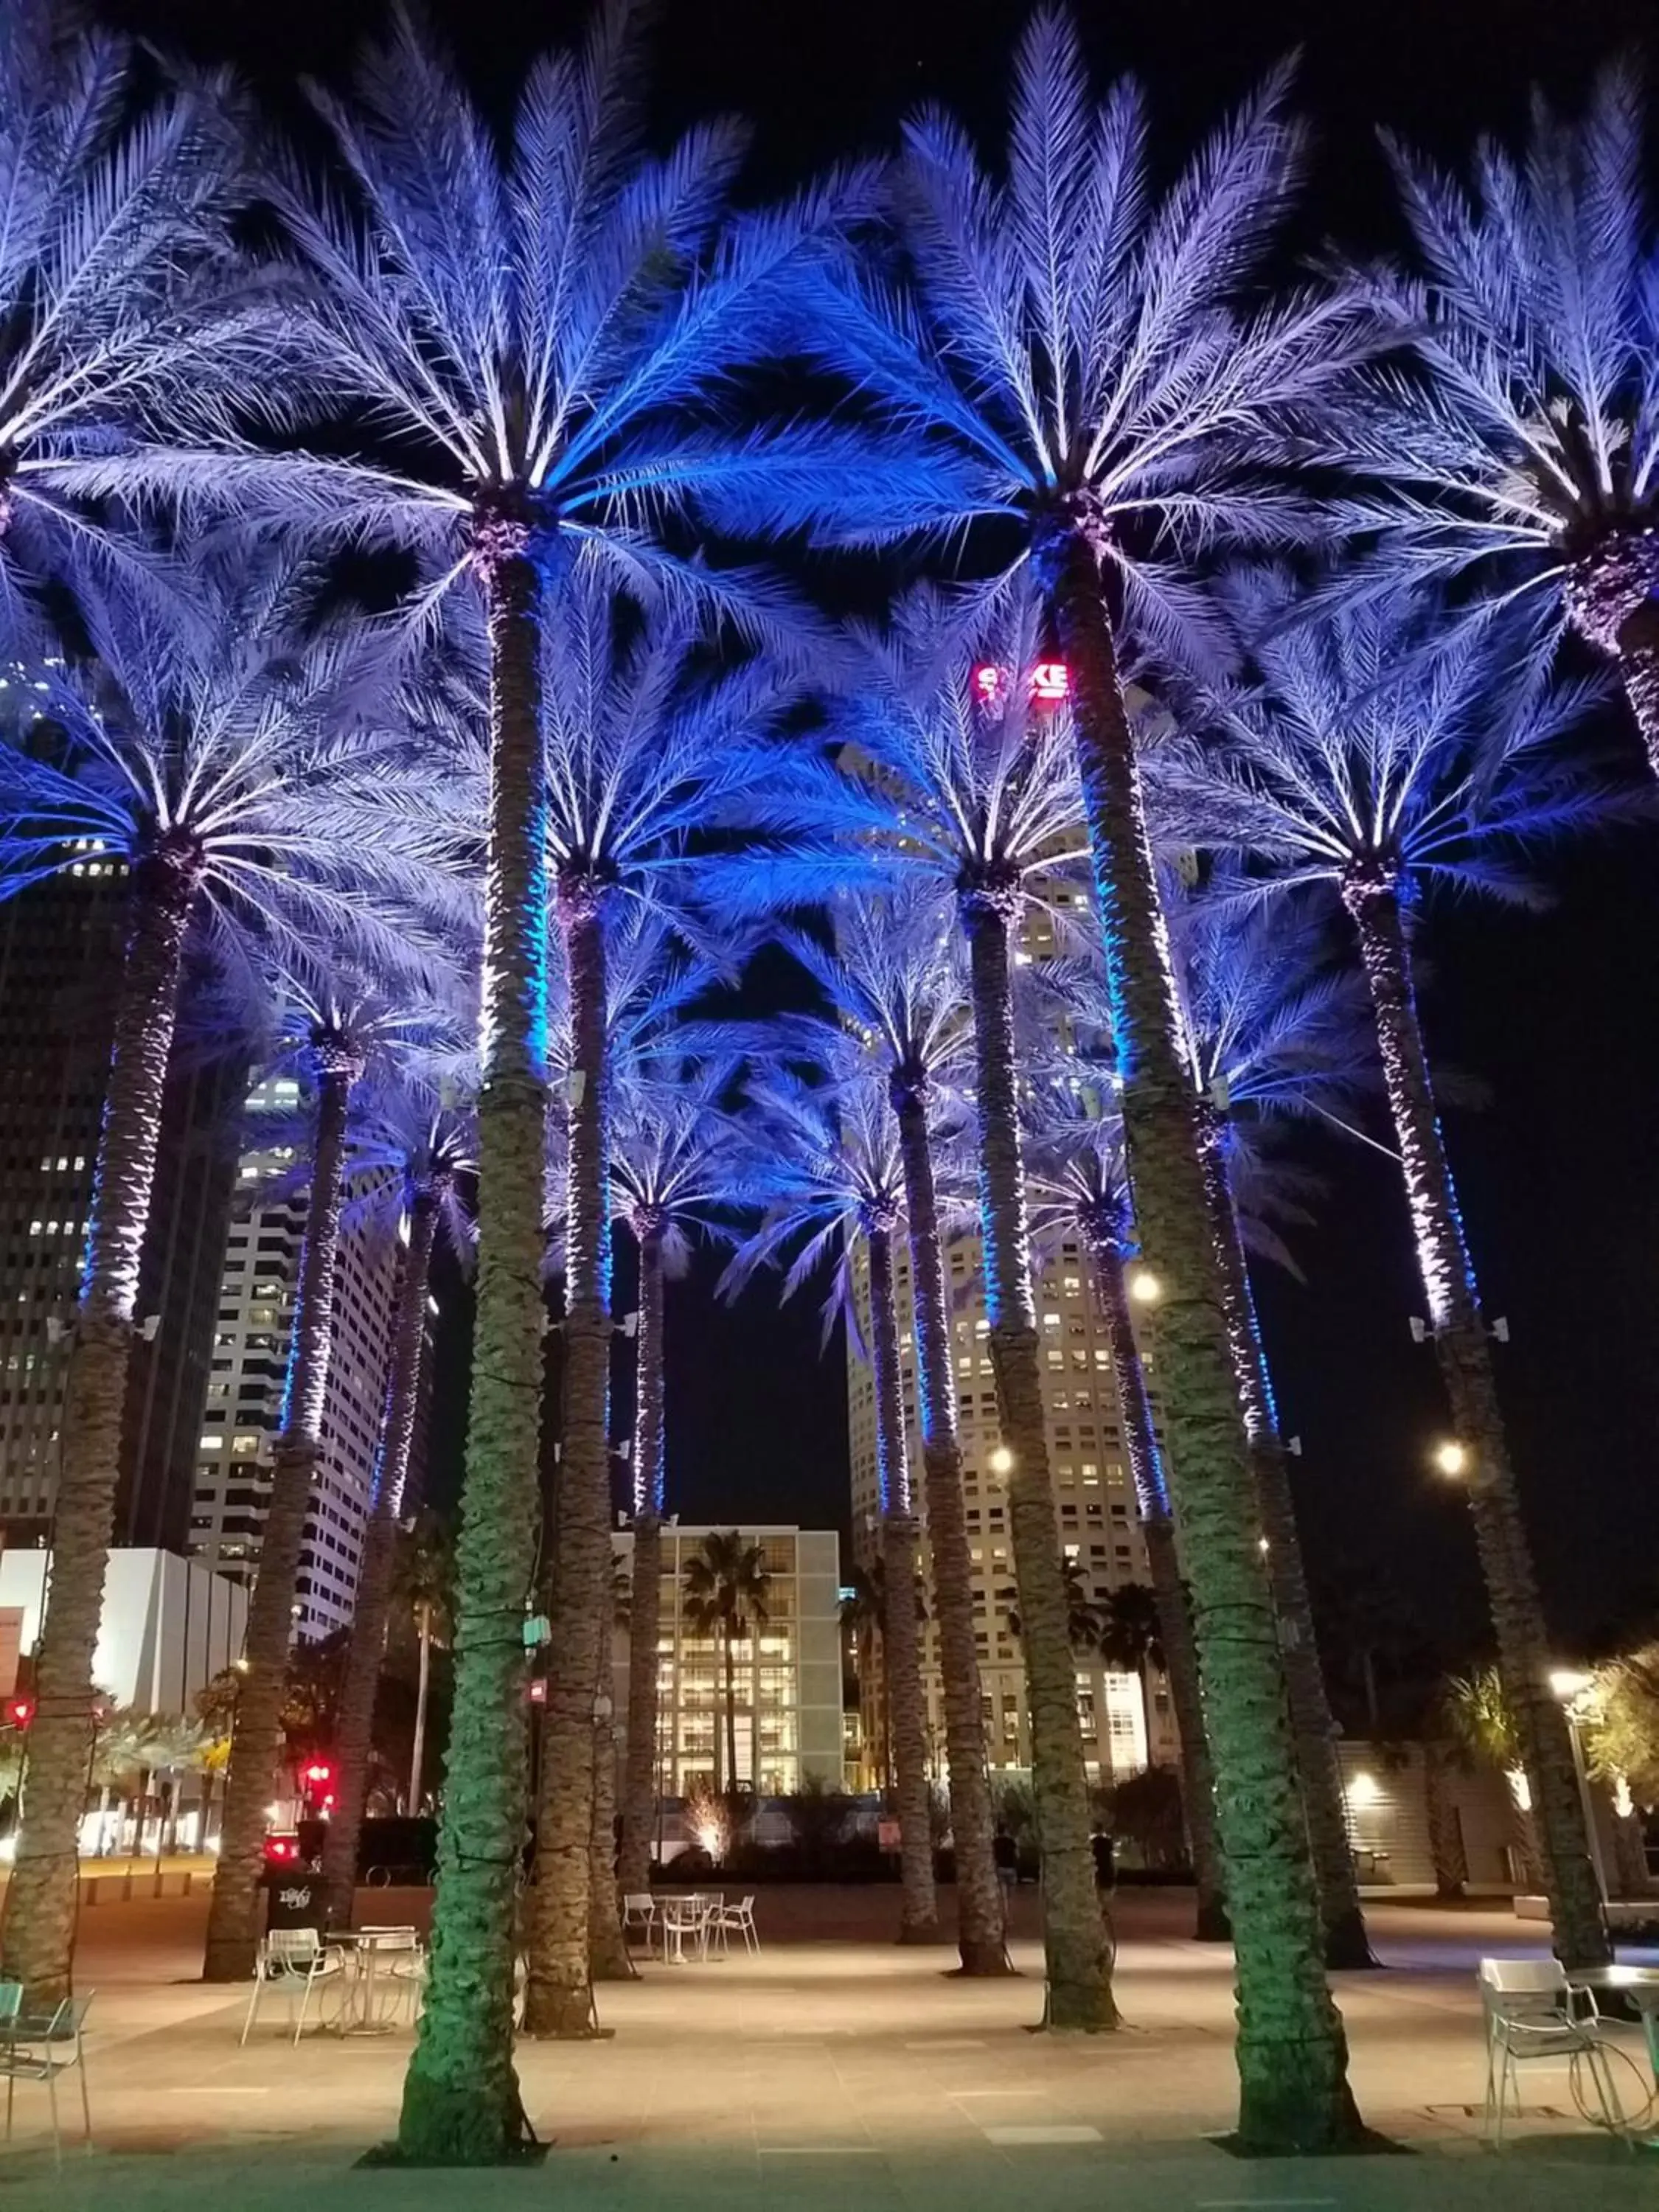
[{"x1": 970, "y1": 661, "x2": 1070, "y2": 706}]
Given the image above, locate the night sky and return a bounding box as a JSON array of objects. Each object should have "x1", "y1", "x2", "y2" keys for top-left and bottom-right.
[{"x1": 109, "y1": 0, "x2": 1659, "y2": 1663}]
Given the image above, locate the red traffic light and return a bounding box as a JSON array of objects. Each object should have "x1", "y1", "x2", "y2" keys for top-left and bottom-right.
[
  {"x1": 262, "y1": 1832, "x2": 300, "y2": 1865},
  {"x1": 302, "y1": 1758, "x2": 335, "y2": 1788},
  {"x1": 3, "y1": 1697, "x2": 33, "y2": 1729}
]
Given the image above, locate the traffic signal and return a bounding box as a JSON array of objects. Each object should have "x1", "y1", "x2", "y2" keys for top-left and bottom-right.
[
  {"x1": 301, "y1": 1756, "x2": 337, "y2": 1809},
  {"x1": 2, "y1": 1696, "x2": 33, "y2": 1730}
]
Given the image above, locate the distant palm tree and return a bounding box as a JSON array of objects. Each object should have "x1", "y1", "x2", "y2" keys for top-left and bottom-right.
[
  {"x1": 1009, "y1": 1554, "x2": 1098, "y2": 1654},
  {"x1": 0, "y1": 550, "x2": 442, "y2": 2006},
  {"x1": 721, "y1": 1070, "x2": 939, "y2": 1943},
  {"x1": 681, "y1": 1533, "x2": 772, "y2": 1801},
  {"x1": 745, "y1": 13, "x2": 1368, "y2": 2116},
  {"x1": 392, "y1": 1511, "x2": 456, "y2": 1816},
  {"x1": 1162, "y1": 579, "x2": 1614, "y2": 1970},
  {"x1": 610, "y1": 1065, "x2": 736, "y2": 1902},
  {"x1": 1023, "y1": 1095, "x2": 1227, "y2": 1940},
  {"x1": 321, "y1": 1087, "x2": 477, "y2": 1911},
  {"x1": 747, "y1": 587, "x2": 1113, "y2": 2025},
  {"x1": 782, "y1": 888, "x2": 1006, "y2": 1974},
  {"x1": 1350, "y1": 66, "x2": 1659, "y2": 776},
  {"x1": 207, "y1": 976, "x2": 466, "y2": 1981},
  {"x1": 1444, "y1": 1669, "x2": 1541, "y2": 1891}
]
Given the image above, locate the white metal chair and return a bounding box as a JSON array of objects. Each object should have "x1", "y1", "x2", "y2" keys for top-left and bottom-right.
[
  {"x1": 716, "y1": 1894, "x2": 759, "y2": 1954},
  {"x1": 240, "y1": 1929, "x2": 344, "y2": 2045},
  {"x1": 620, "y1": 1893, "x2": 657, "y2": 1954},
  {"x1": 355, "y1": 1928, "x2": 424, "y2": 2030},
  {"x1": 1478, "y1": 1957, "x2": 1624, "y2": 2146},
  {"x1": 0, "y1": 1993, "x2": 94, "y2": 2168}
]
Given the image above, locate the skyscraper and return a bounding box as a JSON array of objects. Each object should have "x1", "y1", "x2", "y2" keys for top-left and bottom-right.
[
  {"x1": 187, "y1": 1079, "x2": 403, "y2": 1641},
  {"x1": 0, "y1": 869, "x2": 240, "y2": 1551},
  {"x1": 847, "y1": 1229, "x2": 1180, "y2": 1785}
]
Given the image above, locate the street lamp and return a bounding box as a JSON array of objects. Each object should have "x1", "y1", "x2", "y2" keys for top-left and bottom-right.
[
  {"x1": 1431, "y1": 1439, "x2": 1469, "y2": 1478},
  {"x1": 1549, "y1": 1669, "x2": 1610, "y2": 1907},
  {"x1": 1127, "y1": 1267, "x2": 1162, "y2": 1306},
  {"x1": 988, "y1": 1444, "x2": 1015, "y2": 1476}
]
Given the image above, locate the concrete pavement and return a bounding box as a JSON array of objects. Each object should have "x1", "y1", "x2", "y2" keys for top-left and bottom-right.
[{"x1": 1, "y1": 1892, "x2": 1653, "y2": 2208}]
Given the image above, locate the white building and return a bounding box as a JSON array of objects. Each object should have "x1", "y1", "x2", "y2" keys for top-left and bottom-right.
[
  {"x1": 611, "y1": 1523, "x2": 845, "y2": 1797},
  {"x1": 0, "y1": 1546, "x2": 248, "y2": 1714},
  {"x1": 848, "y1": 1229, "x2": 1178, "y2": 1787},
  {"x1": 186, "y1": 1080, "x2": 401, "y2": 1641}
]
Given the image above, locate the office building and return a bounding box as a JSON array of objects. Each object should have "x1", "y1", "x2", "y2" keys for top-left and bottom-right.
[
  {"x1": 187, "y1": 1080, "x2": 403, "y2": 1641},
  {"x1": 0, "y1": 870, "x2": 240, "y2": 1551},
  {"x1": 611, "y1": 1523, "x2": 845, "y2": 1796},
  {"x1": 847, "y1": 1230, "x2": 1180, "y2": 1786},
  {"x1": 0, "y1": 1545, "x2": 248, "y2": 1717}
]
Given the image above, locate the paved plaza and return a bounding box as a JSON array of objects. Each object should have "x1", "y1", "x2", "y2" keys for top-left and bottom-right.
[{"x1": 1, "y1": 1891, "x2": 1655, "y2": 2209}]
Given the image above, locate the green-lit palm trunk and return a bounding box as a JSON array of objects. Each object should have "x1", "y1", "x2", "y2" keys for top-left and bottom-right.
[
  {"x1": 1088, "y1": 1232, "x2": 1228, "y2": 1942},
  {"x1": 1043, "y1": 515, "x2": 1356, "y2": 2146},
  {"x1": 619, "y1": 1221, "x2": 667, "y2": 1899},
  {"x1": 1340, "y1": 866, "x2": 1607, "y2": 1969},
  {"x1": 960, "y1": 885, "x2": 1116, "y2": 2031},
  {"x1": 396, "y1": 512, "x2": 546, "y2": 2163},
  {"x1": 1194, "y1": 1116, "x2": 1375, "y2": 1970},
  {"x1": 866, "y1": 1222, "x2": 942, "y2": 1943},
  {"x1": 322, "y1": 1183, "x2": 442, "y2": 1916},
  {"x1": 205, "y1": 1034, "x2": 360, "y2": 1982},
  {"x1": 524, "y1": 876, "x2": 613, "y2": 2034},
  {"x1": 892, "y1": 1083, "x2": 1008, "y2": 1973},
  {"x1": 0, "y1": 842, "x2": 200, "y2": 2006}
]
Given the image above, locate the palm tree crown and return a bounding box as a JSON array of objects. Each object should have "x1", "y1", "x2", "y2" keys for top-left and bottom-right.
[{"x1": 1352, "y1": 66, "x2": 1659, "y2": 657}]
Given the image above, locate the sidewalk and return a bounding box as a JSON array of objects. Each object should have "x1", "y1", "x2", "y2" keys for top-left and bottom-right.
[{"x1": 0, "y1": 1895, "x2": 1648, "y2": 2209}]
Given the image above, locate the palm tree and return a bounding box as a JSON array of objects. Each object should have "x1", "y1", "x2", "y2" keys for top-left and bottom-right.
[
  {"x1": 0, "y1": 2, "x2": 247, "y2": 644},
  {"x1": 1024, "y1": 1097, "x2": 1228, "y2": 1941},
  {"x1": 393, "y1": 1512, "x2": 455, "y2": 1815},
  {"x1": 321, "y1": 1087, "x2": 477, "y2": 1914},
  {"x1": 1163, "y1": 579, "x2": 1614, "y2": 1969},
  {"x1": 841, "y1": 1559, "x2": 892, "y2": 1790},
  {"x1": 721, "y1": 1070, "x2": 940, "y2": 1944},
  {"x1": 0, "y1": 552, "x2": 442, "y2": 2006},
  {"x1": 611, "y1": 1066, "x2": 736, "y2": 1902},
  {"x1": 106, "y1": 4, "x2": 855, "y2": 2143},
  {"x1": 1007, "y1": 1554, "x2": 1099, "y2": 1653},
  {"x1": 781, "y1": 888, "x2": 1006, "y2": 1972},
  {"x1": 748, "y1": 13, "x2": 1368, "y2": 2126},
  {"x1": 1444, "y1": 1669, "x2": 1542, "y2": 1891},
  {"x1": 1170, "y1": 891, "x2": 1380, "y2": 1967},
  {"x1": 751, "y1": 591, "x2": 1113, "y2": 2025},
  {"x1": 1349, "y1": 65, "x2": 1659, "y2": 776},
  {"x1": 681, "y1": 1533, "x2": 772, "y2": 1805},
  {"x1": 207, "y1": 976, "x2": 465, "y2": 1981}
]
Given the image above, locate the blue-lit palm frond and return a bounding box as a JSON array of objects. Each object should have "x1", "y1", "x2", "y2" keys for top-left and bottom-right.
[
  {"x1": 63, "y1": 1, "x2": 866, "y2": 650},
  {"x1": 775, "y1": 884, "x2": 973, "y2": 1108},
  {"x1": 1150, "y1": 574, "x2": 1622, "y2": 908},
  {"x1": 341, "y1": 1074, "x2": 479, "y2": 1262},
  {"x1": 718, "y1": 1062, "x2": 904, "y2": 1352},
  {"x1": 731, "y1": 582, "x2": 1089, "y2": 918},
  {"x1": 0, "y1": 542, "x2": 477, "y2": 988},
  {"x1": 703, "y1": 10, "x2": 1370, "y2": 663},
  {"x1": 0, "y1": 3, "x2": 252, "y2": 645},
  {"x1": 609, "y1": 1060, "x2": 742, "y2": 1279},
  {"x1": 1339, "y1": 64, "x2": 1659, "y2": 657}
]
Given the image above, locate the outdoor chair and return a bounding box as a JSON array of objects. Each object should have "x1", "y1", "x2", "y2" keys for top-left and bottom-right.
[
  {"x1": 358, "y1": 1927, "x2": 425, "y2": 2028},
  {"x1": 240, "y1": 1928, "x2": 344, "y2": 2046},
  {"x1": 661, "y1": 1896, "x2": 712, "y2": 1965},
  {"x1": 716, "y1": 1895, "x2": 759, "y2": 1954},
  {"x1": 1477, "y1": 1956, "x2": 1624, "y2": 2146},
  {"x1": 0, "y1": 1992, "x2": 94, "y2": 2169},
  {"x1": 620, "y1": 1894, "x2": 657, "y2": 1954}
]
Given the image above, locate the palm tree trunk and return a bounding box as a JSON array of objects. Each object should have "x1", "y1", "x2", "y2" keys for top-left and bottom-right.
[
  {"x1": 397, "y1": 515, "x2": 545, "y2": 2162},
  {"x1": 1045, "y1": 518, "x2": 1355, "y2": 2145},
  {"x1": 206, "y1": 1048, "x2": 357, "y2": 1982},
  {"x1": 1089, "y1": 1236, "x2": 1228, "y2": 1942},
  {"x1": 619, "y1": 1225, "x2": 667, "y2": 1898},
  {"x1": 867, "y1": 1224, "x2": 941, "y2": 1943},
  {"x1": 0, "y1": 850, "x2": 198, "y2": 2006},
  {"x1": 893, "y1": 1088, "x2": 1007, "y2": 1973},
  {"x1": 408, "y1": 1605, "x2": 431, "y2": 1812},
  {"x1": 1195, "y1": 1123, "x2": 1375, "y2": 1969},
  {"x1": 322, "y1": 1186, "x2": 441, "y2": 1915},
  {"x1": 1571, "y1": 538, "x2": 1659, "y2": 780},
  {"x1": 1422, "y1": 1746, "x2": 1467, "y2": 1899},
  {"x1": 524, "y1": 879, "x2": 612, "y2": 2039},
  {"x1": 961, "y1": 891, "x2": 1116, "y2": 2031},
  {"x1": 587, "y1": 1637, "x2": 631, "y2": 1980},
  {"x1": 723, "y1": 1620, "x2": 738, "y2": 1794},
  {"x1": 1341, "y1": 870, "x2": 1608, "y2": 1969}
]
